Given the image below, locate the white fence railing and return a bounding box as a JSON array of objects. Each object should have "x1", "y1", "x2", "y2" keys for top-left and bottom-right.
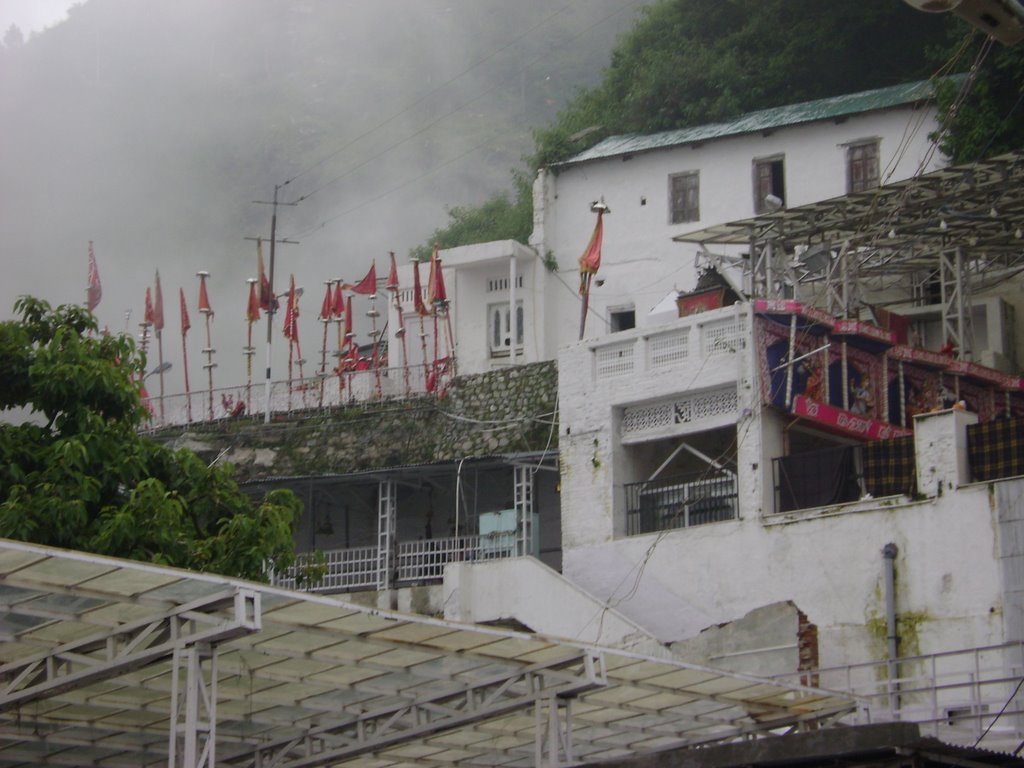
[
  {"x1": 773, "y1": 642, "x2": 1024, "y2": 751},
  {"x1": 141, "y1": 363, "x2": 441, "y2": 430},
  {"x1": 270, "y1": 534, "x2": 518, "y2": 595}
]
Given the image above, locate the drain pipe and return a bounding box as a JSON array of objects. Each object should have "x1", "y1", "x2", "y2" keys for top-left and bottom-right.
[{"x1": 882, "y1": 542, "x2": 900, "y2": 716}]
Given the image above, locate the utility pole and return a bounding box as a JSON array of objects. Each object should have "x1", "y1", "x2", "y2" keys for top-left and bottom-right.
[{"x1": 247, "y1": 183, "x2": 299, "y2": 424}]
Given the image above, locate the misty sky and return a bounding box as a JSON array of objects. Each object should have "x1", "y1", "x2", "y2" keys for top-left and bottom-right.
[
  {"x1": 0, "y1": 0, "x2": 650, "y2": 404},
  {"x1": 0, "y1": 0, "x2": 75, "y2": 36}
]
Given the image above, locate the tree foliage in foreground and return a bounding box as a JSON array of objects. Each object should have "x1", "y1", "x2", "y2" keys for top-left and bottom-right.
[{"x1": 0, "y1": 297, "x2": 302, "y2": 580}]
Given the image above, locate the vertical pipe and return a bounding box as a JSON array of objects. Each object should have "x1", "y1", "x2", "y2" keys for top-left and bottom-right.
[
  {"x1": 784, "y1": 314, "x2": 797, "y2": 408},
  {"x1": 509, "y1": 252, "x2": 518, "y2": 365},
  {"x1": 883, "y1": 542, "x2": 900, "y2": 716}
]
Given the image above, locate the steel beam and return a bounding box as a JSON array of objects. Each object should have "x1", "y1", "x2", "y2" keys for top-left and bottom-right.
[
  {"x1": 223, "y1": 650, "x2": 606, "y2": 768},
  {"x1": 0, "y1": 589, "x2": 259, "y2": 711}
]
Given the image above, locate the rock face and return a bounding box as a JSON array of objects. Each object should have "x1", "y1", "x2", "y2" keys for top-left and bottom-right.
[{"x1": 153, "y1": 362, "x2": 558, "y2": 481}]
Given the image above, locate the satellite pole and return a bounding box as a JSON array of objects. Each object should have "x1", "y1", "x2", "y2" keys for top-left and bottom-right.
[{"x1": 246, "y1": 183, "x2": 299, "y2": 424}]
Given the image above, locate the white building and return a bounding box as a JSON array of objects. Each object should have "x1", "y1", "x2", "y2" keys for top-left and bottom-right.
[{"x1": 387, "y1": 80, "x2": 949, "y2": 378}]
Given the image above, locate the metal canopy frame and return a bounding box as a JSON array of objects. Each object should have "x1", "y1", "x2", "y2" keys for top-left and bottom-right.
[
  {"x1": 0, "y1": 539, "x2": 853, "y2": 768},
  {"x1": 676, "y1": 150, "x2": 1024, "y2": 359}
]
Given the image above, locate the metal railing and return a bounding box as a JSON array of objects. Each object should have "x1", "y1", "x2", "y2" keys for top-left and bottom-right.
[
  {"x1": 271, "y1": 546, "x2": 379, "y2": 593},
  {"x1": 272, "y1": 533, "x2": 522, "y2": 594},
  {"x1": 141, "y1": 363, "x2": 439, "y2": 430},
  {"x1": 625, "y1": 470, "x2": 738, "y2": 535},
  {"x1": 396, "y1": 535, "x2": 483, "y2": 583},
  {"x1": 773, "y1": 642, "x2": 1024, "y2": 751}
]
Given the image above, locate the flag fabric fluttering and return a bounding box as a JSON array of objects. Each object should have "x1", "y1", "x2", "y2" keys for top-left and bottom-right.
[
  {"x1": 319, "y1": 283, "x2": 333, "y2": 321},
  {"x1": 179, "y1": 287, "x2": 191, "y2": 336},
  {"x1": 86, "y1": 242, "x2": 102, "y2": 312},
  {"x1": 283, "y1": 275, "x2": 299, "y2": 340},
  {"x1": 429, "y1": 252, "x2": 448, "y2": 305},
  {"x1": 144, "y1": 287, "x2": 155, "y2": 326},
  {"x1": 332, "y1": 282, "x2": 345, "y2": 318},
  {"x1": 578, "y1": 209, "x2": 604, "y2": 294},
  {"x1": 257, "y1": 238, "x2": 278, "y2": 311},
  {"x1": 348, "y1": 263, "x2": 377, "y2": 295},
  {"x1": 153, "y1": 270, "x2": 165, "y2": 332},
  {"x1": 413, "y1": 258, "x2": 430, "y2": 316},
  {"x1": 387, "y1": 251, "x2": 400, "y2": 292},
  {"x1": 198, "y1": 274, "x2": 213, "y2": 315},
  {"x1": 246, "y1": 281, "x2": 261, "y2": 324}
]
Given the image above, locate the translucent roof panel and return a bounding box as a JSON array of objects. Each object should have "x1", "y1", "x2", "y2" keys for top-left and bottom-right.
[{"x1": 0, "y1": 539, "x2": 854, "y2": 768}]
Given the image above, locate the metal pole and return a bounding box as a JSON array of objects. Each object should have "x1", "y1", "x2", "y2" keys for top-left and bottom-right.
[
  {"x1": 883, "y1": 542, "x2": 900, "y2": 716},
  {"x1": 263, "y1": 185, "x2": 279, "y2": 424}
]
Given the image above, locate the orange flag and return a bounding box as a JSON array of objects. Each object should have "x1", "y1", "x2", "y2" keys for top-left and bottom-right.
[
  {"x1": 198, "y1": 274, "x2": 213, "y2": 315},
  {"x1": 319, "y1": 283, "x2": 333, "y2": 321},
  {"x1": 246, "y1": 281, "x2": 261, "y2": 323},
  {"x1": 348, "y1": 263, "x2": 377, "y2": 296},
  {"x1": 179, "y1": 287, "x2": 190, "y2": 336},
  {"x1": 413, "y1": 258, "x2": 430, "y2": 316},
  {"x1": 578, "y1": 209, "x2": 604, "y2": 294},
  {"x1": 283, "y1": 275, "x2": 299, "y2": 340},
  {"x1": 387, "y1": 251, "x2": 400, "y2": 292}
]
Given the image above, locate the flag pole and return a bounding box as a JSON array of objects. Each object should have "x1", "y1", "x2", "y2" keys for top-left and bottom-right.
[
  {"x1": 179, "y1": 287, "x2": 193, "y2": 423},
  {"x1": 578, "y1": 200, "x2": 609, "y2": 341},
  {"x1": 197, "y1": 271, "x2": 215, "y2": 422},
  {"x1": 367, "y1": 291, "x2": 383, "y2": 399},
  {"x1": 387, "y1": 252, "x2": 411, "y2": 397},
  {"x1": 244, "y1": 278, "x2": 258, "y2": 412},
  {"x1": 319, "y1": 280, "x2": 332, "y2": 409}
]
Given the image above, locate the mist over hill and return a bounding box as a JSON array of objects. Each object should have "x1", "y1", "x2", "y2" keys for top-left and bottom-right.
[{"x1": 0, "y1": 0, "x2": 648, "y2": 392}]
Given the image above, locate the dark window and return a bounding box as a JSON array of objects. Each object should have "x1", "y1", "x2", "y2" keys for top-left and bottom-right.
[
  {"x1": 610, "y1": 309, "x2": 635, "y2": 333},
  {"x1": 754, "y1": 157, "x2": 785, "y2": 213},
  {"x1": 669, "y1": 171, "x2": 700, "y2": 224},
  {"x1": 847, "y1": 140, "x2": 880, "y2": 193}
]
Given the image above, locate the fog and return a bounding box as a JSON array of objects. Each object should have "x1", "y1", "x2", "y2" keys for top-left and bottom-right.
[{"x1": 0, "y1": 0, "x2": 650, "y2": 395}]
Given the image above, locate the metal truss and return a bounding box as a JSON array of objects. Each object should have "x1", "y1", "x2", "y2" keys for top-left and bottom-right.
[
  {"x1": 0, "y1": 588, "x2": 259, "y2": 711},
  {"x1": 377, "y1": 479, "x2": 397, "y2": 590},
  {"x1": 514, "y1": 464, "x2": 534, "y2": 557},
  {"x1": 169, "y1": 642, "x2": 218, "y2": 768},
  {"x1": 224, "y1": 650, "x2": 607, "y2": 768}
]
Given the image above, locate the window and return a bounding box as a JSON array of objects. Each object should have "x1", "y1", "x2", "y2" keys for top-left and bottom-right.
[
  {"x1": 669, "y1": 171, "x2": 700, "y2": 224},
  {"x1": 610, "y1": 307, "x2": 635, "y2": 333},
  {"x1": 847, "y1": 140, "x2": 880, "y2": 193},
  {"x1": 753, "y1": 156, "x2": 785, "y2": 213},
  {"x1": 488, "y1": 301, "x2": 524, "y2": 357}
]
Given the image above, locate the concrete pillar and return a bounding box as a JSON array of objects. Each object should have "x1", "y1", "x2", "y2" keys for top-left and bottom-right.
[{"x1": 913, "y1": 407, "x2": 978, "y2": 497}]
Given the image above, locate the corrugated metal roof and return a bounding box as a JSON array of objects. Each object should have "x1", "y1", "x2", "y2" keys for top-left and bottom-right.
[{"x1": 557, "y1": 79, "x2": 942, "y2": 167}]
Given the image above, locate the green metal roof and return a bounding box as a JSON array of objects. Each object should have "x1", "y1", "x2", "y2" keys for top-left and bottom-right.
[{"x1": 557, "y1": 79, "x2": 945, "y2": 168}]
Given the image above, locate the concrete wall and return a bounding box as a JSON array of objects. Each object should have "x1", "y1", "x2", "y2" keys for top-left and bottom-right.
[{"x1": 161, "y1": 361, "x2": 558, "y2": 481}]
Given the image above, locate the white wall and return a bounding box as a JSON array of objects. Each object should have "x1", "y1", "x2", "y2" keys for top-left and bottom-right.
[{"x1": 534, "y1": 104, "x2": 943, "y2": 352}]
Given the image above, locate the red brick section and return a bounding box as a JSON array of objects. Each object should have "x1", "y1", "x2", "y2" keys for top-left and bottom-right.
[{"x1": 798, "y1": 608, "x2": 820, "y2": 688}]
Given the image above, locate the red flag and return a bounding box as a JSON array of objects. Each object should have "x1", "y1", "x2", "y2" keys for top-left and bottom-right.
[
  {"x1": 578, "y1": 210, "x2": 604, "y2": 294},
  {"x1": 413, "y1": 258, "x2": 430, "y2": 316},
  {"x1": 344, "y1": 294, "x2": 353, "y2": 339},
  {"x1": 348, "y1": 263, "x2": 377, "y2": 295},
  {"x1": 198, "y1": 274, "x2": 213, "y2": 315},
  {"x1": 257, "y1": 238, "x2": 278, "y2": 311},
  {"x1": 153, "y1": 270, "x2": 165, "y2": 332},
  {"x1": 179, "y1": 287, "x2": 191, "y2": 336},
  {"x1": 144, "y1": 287, "x2": 155, "y2": 325},
  {"x1": 86, "y1": 242, "x2": 102, "y2": 312},
  {"x1": 246, "y1": 281, "x2": 260, "y2": 323},
  {"x1": 319, "y1": 283, "x2": 333, "y2": 321},
  {"x1": 429, "y1": 251, "x2": 448, "y2": 304},
  {"x1": 332, "y1": 282, "x2": 345, "y2": 318},
  {"x1": 283, "y1": 274, "x2": 299, "y2": 340},
  {"x1": 386, "y1": 251, "x2": 400, "y2": 292}
]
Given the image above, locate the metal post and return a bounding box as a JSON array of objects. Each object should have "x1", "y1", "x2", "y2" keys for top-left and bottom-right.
[
  {"x1": 169, "y1": 643, "x2": 218, "y2": 768},
  {"x1": 514, "y1": 464, "x2": 534, "y2": 557},
  {"x1": 377, "y1": 480, "x2": 397, "y2": 589}
]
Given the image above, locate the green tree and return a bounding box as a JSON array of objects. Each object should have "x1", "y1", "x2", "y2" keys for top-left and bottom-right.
[
  {"x1": 0, "y1": 296, "x2": 302, "y2": 580},
  {"x1": 935, "y1": 34, "x2": 1024, "y2": 163}
]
